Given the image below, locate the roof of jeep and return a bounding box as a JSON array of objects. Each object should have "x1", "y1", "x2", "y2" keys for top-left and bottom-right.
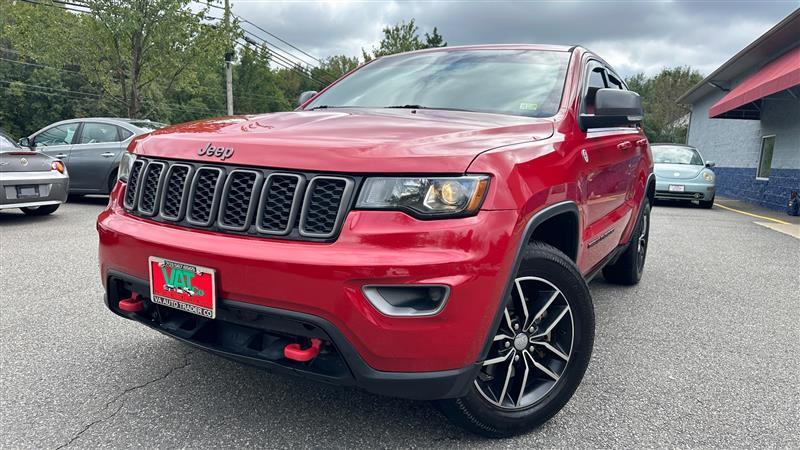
[{"x1": 380, "y1": 43, "x2": 577, "y2": 58}]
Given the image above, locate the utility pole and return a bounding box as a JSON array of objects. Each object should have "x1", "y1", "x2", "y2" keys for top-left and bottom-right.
[{"x1": 224, "y1": 0, "x2": 234, "y2": 115}]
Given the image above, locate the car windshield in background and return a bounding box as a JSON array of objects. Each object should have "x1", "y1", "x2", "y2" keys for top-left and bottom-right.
[
  {"x1": 306, "y1": 49, "x2": 571, "y2": 118},
  {"x1": 652, "y1": 146, "x2": 704, "y2": 165},
  {"x1": 129, "y1": 121, "x2": 167, "y2": 132},
  {"x1": 0, "y1": 133, "x2": 19, "y2": 151}
]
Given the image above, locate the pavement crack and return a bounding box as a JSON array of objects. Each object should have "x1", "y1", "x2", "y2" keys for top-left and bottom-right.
[{"x1": 54, "y1": 350, "x2": 196, "y2": 449}]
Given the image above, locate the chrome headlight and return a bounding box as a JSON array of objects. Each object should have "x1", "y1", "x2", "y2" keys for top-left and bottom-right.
[
  {"x1": 703, "y1": 172, "x2": 714, "y2": 182},
  {"x1": 118, "y1": 152, "x2": 137, "y2": 181},
  {"x1": 356, "y1": 176, "x2": 490, "y2": 218}
]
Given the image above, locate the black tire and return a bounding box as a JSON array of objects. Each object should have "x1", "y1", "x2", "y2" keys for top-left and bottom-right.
[
  {"x1": 602, "y1": 200, "x2": 651, "y2": 285},
  {"x1": 20, "y1": 204, "x2": 60, "y2": 216},
  {"x1": 437, "y1": 242, "x2": 595, "y2": 438},
  {"x1": 699, "y1": 197, "x2": 714, "y2": 209}
]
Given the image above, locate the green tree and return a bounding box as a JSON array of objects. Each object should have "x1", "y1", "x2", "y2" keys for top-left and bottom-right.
[
  {"x1": 626, "y1": 66, "x2": 704, "y2": 143},
  {"x1": 362, "y1": 19, "x2": 447, "y2": 61},
  {"x1": 234, "y1": 44, "x2": 291, "y2": 114}
]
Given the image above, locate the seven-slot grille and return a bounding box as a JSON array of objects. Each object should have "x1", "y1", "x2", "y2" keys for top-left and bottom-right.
[{"x1": 124, "y1": 158, "x2": 354, "y2": 241}]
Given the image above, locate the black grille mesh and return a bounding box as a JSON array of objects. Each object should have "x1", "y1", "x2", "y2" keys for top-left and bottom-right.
[
  {"x1": 139, "y1": 164, "x2": 163, "y2": 214},
  {"x1": 221, "y1": 172, "x2": 257, "y2": 228},
  {"x1": 123, "y1": 158, "x2": 352, "y2": 241},
  {"x1": 303, "y1": 179, "x2": 346, "y2": 235},
  {"x1": 124, "y1": 161, "x2": 144, "y2": 207},
  {"x1": 260, "y1": 175, "x2": 300, "y2": 232},
  {"x1": 189, "y1": 169, "x2": 221, "y2": 223},
  {"x1": 161, "y1": 166, "x2": 189, "y2": 219}
]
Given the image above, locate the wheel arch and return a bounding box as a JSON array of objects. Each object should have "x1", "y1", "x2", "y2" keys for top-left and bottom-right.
[{"x1": 477, "y1": 201, "x2": 580, "y2": 360}]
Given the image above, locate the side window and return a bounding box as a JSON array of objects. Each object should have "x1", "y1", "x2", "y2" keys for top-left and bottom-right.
[
  {"x1": 757, "y1": 135, "x2": 776, "y2": 179},
  {"x1": 606, "y1": 72, "x2": 625, "y2": 90},
  {"x1": 583, "y1": 65, "x2": 608, "y2": 114},
  {"x1": 117, "y1": 127, "x2": 134, "y2": 141},
  {"x1": 34, "y1": 123, "x2": 79, "y2": 147},
  {"x1": 78, "y1": 122, "x2": 120, "y2": 144}
]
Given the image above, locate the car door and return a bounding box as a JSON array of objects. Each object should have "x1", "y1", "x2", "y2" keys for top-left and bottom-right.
[
  {"x1": 68, "y1": 122, "x2": 127, "y2": 192},
  {"x1": 579, "y1": 63, "x2": 639, "y2": 268},
  {"x1": 31, "y1": 122, "x2": 80, "y2": 163}
]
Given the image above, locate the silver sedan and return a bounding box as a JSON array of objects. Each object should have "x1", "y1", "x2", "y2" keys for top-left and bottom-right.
[
  {"x1": 18, "y1": 118, "x2": 165, "y2": 195},
  {"x1": 1, "y1": 130, "x2": 69, "y2": 215}
]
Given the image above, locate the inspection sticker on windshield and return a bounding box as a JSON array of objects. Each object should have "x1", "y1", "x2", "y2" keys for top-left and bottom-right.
[
  {"x1": 519, "y1": 102, "x2": 539, "y2": 111},
  {"x1": 149, "y1": 257, "x2": 216, "y2": 319}
]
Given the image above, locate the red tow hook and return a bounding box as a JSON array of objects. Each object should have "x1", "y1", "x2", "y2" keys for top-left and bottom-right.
[
  {"x1": 284, "y1": 338, "x2": 323, "y2": 362},
  {"x1": 118, "y1": 292, "x2": 144, "y2": 313}
]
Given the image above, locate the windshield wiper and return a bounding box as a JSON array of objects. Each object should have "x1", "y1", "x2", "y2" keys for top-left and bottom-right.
[
  {"x1": 386, "y1": 105, "x2": 476, "y2": 112},
  {"x1": 307, "y1": 105, "x2": 362, "y2": 111}
]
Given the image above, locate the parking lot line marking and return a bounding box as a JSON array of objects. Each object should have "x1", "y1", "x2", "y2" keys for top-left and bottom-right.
[
  {"x1": 715, "y1": 202, "x2": 791, "y2": 225},
  {"x1": 753, "y1": 222, "x2": 800, "y2": 239}
]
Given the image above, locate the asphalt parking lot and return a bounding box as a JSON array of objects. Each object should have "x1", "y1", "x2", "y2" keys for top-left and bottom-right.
[{"x1": 1, "y1": 197, "x2": 798, "y2": 448}]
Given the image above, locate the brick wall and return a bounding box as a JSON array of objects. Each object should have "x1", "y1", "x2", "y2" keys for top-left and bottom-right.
[{"x1": 714, "y1": 167, "x2": 800, "y2": 210}]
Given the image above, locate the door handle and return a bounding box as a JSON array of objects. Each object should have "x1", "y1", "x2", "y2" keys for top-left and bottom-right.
[
  {"x1": 617, "y1": 141, "x2": 633, "y2": 151},
  {"x1": 55, "y1": 153, "x2": 68, "y2": 158},
  {"x1": 100, "y1": 152, "x2": 116, "y2": 157},
  {"x1": 635, "y1": 138, "x2": 648, "y2": 147}
]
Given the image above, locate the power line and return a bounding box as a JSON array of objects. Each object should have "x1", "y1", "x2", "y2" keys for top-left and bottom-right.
[
  {"x1": 0, "y1": 57, "x2": 84, "y2": 75},
  {"x1": 236, "y1": 16, "x2": 322, "y2": 65},
  {"x1": 19, "y1": 0, "x2": 90, "y2": 14},
  {"x1": 0, "y1": 80, "x2": 105, "y2": 98},
  {"x1": 235, "y1": 38, "x2": 326, "y2": 87},
  {"x1": 1, "y1": 80, "x2": 223, "y2": 115}
]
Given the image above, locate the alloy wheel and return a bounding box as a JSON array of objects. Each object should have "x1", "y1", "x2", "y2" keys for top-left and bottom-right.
[{"x1": 475, "y1": 277, "x2": 574, "y2": 410}]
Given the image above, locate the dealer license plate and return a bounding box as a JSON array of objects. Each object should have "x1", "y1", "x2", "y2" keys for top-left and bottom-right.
[
  {"x1": 149, "y1": 257, "x2": 216, "y2": 319},
  {"x1": 17, "y1": 185, "x2": 39, "y2": 198},
  {"x1": 668, "y1": 184, "x2": 685, "y2": 192}
]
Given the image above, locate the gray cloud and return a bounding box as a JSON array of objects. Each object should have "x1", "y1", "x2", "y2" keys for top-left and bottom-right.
[{"x1": 232, "y1": 0, "x2": 798, "y2": 77}]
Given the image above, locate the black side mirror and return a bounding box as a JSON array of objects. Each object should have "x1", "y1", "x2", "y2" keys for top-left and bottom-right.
[
  {"x1": 580, "y1": 89, "x2": 643, "y2": 131},
  {"x1": 18, "y1": 137, "x2": 31, "y2": 148},
  {"x1": 705, "y1": 160, "x2": 716, "y2": 168},
  {"x1": 297, "y1": 91, "x2": 318, "y2": 107}
]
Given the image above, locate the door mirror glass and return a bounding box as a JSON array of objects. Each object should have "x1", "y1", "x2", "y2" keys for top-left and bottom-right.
[
  {"x1": 298, "y1": 90, "x2": 318, "y2": 107},
  {"x1": 18, "y1": 137, "x2": 31, "y2": 148},
  {"x1": 705, "y1": 160, "x2": 716, "y2": 168},
  {"x1": 580, "y1": 89, "x2": 643, "y2": 130}
]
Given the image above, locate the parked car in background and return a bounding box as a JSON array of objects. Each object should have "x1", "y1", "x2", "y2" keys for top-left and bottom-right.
[
  {"x1": 19, "y1": 118, "x2": 165, "y2": 195},
  {"x1": 1, "y1": 129, "x2": 69, "y2": 215},
  {"x1": 652, "y1": 144, "x2": 716, "y2": 208}
]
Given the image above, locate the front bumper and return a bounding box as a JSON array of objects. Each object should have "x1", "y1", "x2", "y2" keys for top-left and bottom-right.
[
  {"x1": 655, "y1": 178, "x2": 715, "y2": 201},
  {"x1": 98, "y1": 184, "x2": 520, "y2": 376},
  {"x1": 105, "y1": 271, "x2": 480, "y2": 399},
  {"x1": 0, "y1": 170, "x2": 69, "y2": 209}
]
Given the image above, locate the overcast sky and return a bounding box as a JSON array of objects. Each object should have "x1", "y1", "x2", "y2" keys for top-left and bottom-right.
[{"x1": 229, "y1": 0, "x2": 798, "y2": 78}]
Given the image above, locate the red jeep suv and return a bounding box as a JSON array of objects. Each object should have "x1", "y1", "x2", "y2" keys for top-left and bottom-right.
[{"x1": 97, "y1": 44, "x2": 654, "y2": 437}]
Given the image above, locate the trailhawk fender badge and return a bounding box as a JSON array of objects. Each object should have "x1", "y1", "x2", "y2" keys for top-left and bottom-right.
[{"x1": 198, "y1": 143, "x2": 234, "y2": 161}]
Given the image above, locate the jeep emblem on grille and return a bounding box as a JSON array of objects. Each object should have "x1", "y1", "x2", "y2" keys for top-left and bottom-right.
[{"x1": 198, "y1": 143, "x2": 234, "y2": 161}]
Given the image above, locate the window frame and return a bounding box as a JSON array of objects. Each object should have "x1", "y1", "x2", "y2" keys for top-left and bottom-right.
[
  {"x1": 580, "y1": 60, "x2": 609, "y2": 116},
  {"x1": 756, "y1": 134, "x2": 776, "y2": 180}
]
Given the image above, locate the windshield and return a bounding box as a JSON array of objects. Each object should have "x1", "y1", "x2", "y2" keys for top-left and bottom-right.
[
  {"x1": 306, "y1": 49, "x2": 571, "y2": 118},
  {"x1": 0, "y1": 132, "x2": 19, "y2": 151},
  {"x1": 652, "y1": 145, "x2": 704, "y2": 165}
]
